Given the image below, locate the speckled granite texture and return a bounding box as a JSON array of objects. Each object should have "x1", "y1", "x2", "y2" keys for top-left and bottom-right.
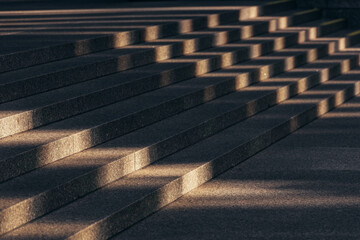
[{"x1": 1, "y1": 1, "x2": 360, "y2": 239}]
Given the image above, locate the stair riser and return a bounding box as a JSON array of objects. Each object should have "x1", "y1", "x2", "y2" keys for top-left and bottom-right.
[
  {"x1": 0, "y1": 22, "x2": 276, "y2": 104},
  {"x1": 5, "y1": 1, "x2": 360, "y2": 238},
  {"x1": 0, "y1": 8, "x2": 321, "y2": 105},
  {"x1": 1, "y1": 48, "x2": 356, "y2": 235},
  {"x1": 0, "y1": 30, "x2": 309, "y2": 184},
  {"x1": 0, "y1": 13, "x2": 227, "y2": 74},
  {"x1": 0, "y1": 1, "x2": 296, "y2": 74},
  {"x1": 0, "y1": 26, "x2": 245, "y2": 104},
  {"x1": 0, "y1": 29, "x2": 323, "y2": 140},
  {"x1": 68, "y1": 71, "x2": 360, "y2": 240},
  {"x1": 5, "y1": 24, "x2": 351, "y2": 142}
]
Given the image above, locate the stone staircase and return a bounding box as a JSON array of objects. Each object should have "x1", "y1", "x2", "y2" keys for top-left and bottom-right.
[{"x1": 0, "y1": 0, "x2": 359, "y2": 239}]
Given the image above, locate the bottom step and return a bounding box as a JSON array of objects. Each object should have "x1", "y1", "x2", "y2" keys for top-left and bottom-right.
[{"x1": 114, "y1": 93, "x2": 360, "y2": 240}]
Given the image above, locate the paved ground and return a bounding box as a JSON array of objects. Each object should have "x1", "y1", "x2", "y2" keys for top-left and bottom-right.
[{"x1": 114, "y1": 94, "x2": 360, "y2": 240}]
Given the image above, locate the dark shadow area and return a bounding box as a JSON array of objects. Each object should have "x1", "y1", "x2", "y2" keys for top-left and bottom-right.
[
  {"x1": 1, "y1": 75, "x2": 360, "y2": 238},
  {"x1": 0, "y1": 2, "x2": 242, "y2": 72},
  {"x1": 2, "y1": 2, "x2": 360, "y2": 238},
  {"x1": 1, "y1": 42, "x2": 360, "y2": 238},
  {"x1": 0, "y1": 0, "x2": 271, "y2": 11},
  {"x1": 0, "y1": 31, "x2": 358, "y2": 185},
  {"x1": 111, "y1": 96, "x2": 360, "y2": 240}
]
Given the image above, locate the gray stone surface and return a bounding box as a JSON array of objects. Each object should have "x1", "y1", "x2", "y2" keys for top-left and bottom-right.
[
  {"x1": 0, "y1": 23, "x2": 250, "y2": 103},
  {"x1": 0, "y1": 26, "x2": 311, "y2": 184},
  {"x1": 3, "y1": 46, "x2": 360, "y2": 239},
  {"x1": 0, "y1": 43, "x2": 336, "y2": 234},
  {"x1": 0, "y1": 9, "x2": 328, "y2": 107},
  {"x1": 3, "y1": 16, "x2": 358, "y2": 234},
  {"x1": 3, "y1": 1, "x2": 360, "y2": 238},
  {"x1": 0, "y1": 3, "x2": 320, "y2": 116},
  {"x1": 114, "y1": 83, "x2": 360, "y2": 240},
  {"x1": 0, "y1": 0, "x2": 295, "y2": 73}
]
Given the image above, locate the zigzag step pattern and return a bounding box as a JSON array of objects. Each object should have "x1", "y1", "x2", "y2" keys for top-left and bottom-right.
[{"x1": 0, "y1": 1, "x2": 359, "y2": 239}]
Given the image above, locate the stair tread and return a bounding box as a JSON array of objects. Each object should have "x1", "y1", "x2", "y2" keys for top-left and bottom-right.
[
  {"x1": 0, "y1": 50, "x2": 358, "y2": 234},
  {"x1": 5, "y1": 1, "x2": 360, "y2": 238},
  {"x1": 0, "y1": 10, "x2": 318, "y2": 85},
  {"x1": 0, "y1": 8, "x2": 229, "y2": 46},
  {"x1": 0, "y1": 0, "x2": 296, "y2": 73},
  {"x1": 0, "y1": 23, "x2": 315, "y2": 142},
  {"x1": 0, "y1": 17, "x2": 342, "y2": 141},
  {"x1": 0, "y1": 6, "x2": 322, "y2": 104},
  {"x1": 0, "y1": 45, "x2": 355, "y2": 191},
  {"x1": 3, "y1": 63, "x2": 358, "y2": 239},
  {"x1": 111, "y1": 94, "x2": 360, "y2": 240},
  {"x1": 0, "y1": 30, "x2": 344, "y2": 162}
]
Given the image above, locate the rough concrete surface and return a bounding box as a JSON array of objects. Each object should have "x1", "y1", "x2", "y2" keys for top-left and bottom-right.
[
  {"x1": 115, "y1": 95, "x2": 360, "y2": 240},
  {"x1": 2, "y1": 0, "x2": 360, "y2": 239},
  {"x1": 0, "y1": 0, "x2": 287, "y2": 72},
  {"x1": 0, "y1": 32, "x2": 349, "y2": 237}
]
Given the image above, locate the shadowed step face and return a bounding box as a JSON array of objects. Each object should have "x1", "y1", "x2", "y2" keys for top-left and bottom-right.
[
  {"x1": 113, "y1": 87, "x2": 360, "y2": 240},
  {"x1": 0, "y1": 0, "x2": 261, "y2": 72},
  {"x1": 0, "y1": 0, "x2": 359, "y2": 239}
]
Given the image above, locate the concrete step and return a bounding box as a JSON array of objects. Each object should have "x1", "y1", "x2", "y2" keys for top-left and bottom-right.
[
  {"x1": 112, "y1": 92, "x2": 360, "y2": 240},
  {"x1": 0, "y1": 7, "x2": 321, "y2": 104},
  {"x1": 3, "y1": 53, "x2": 360, "y2": 239},
  {"x1": 0, "y1": 20, "x2": 351, "y2": 185},
  {"x1": 0, "y1": 17, "x2": 346, "y2": 142},
  {"x1": 0, "y1": 0, "x2": 296, "y2": 73},
  {"x1": 0, "y1": 30, "x2": 359, "y2": 235},
  {"x1": 1, "y1": 1, "x2": 359, "y2": 239}
]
